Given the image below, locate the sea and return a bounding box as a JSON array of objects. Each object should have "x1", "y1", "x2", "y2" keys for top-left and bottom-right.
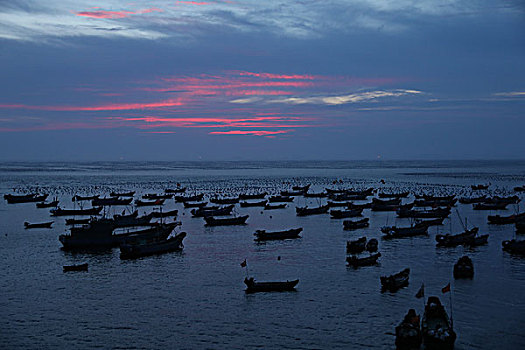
[{"x1": 0, "y1": 160, "x2": 524, "y2": 349}]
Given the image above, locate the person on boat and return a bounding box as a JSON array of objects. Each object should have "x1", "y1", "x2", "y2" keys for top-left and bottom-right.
[{"x1": 403, "y1": 309, "x2": 420, "y2": 326}]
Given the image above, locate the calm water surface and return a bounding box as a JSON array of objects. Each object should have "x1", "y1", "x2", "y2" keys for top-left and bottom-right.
[{"x1": 1, "y1": 161, "x2": 524, "y2": 349}]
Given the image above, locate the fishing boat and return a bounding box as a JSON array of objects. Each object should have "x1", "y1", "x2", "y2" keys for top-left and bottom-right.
[
  {"x1": 327, "y1": 200, "x2": 353, "y2": 208},
  {"x1": 268, "y1": 195, "x2": 294, "y2": 203},
  {"x1": 458, "y1": 196, "x2": 486, "y2": 204},
  {"x1": 240, "y1": 200, "x2": 267, "y2": 207},
  {"x1": 292, "y1": 184, "x2": 311, "y2": 192},
  {"x1": 436, "y1": 228, "x2": 478, "y2": 247},
  {"x1": 244, "y1": 277, "x2": 299, "y2": 293},
  {"x1": 330, "y1": 208, "x2": 363, "y2": 219},
  {"x1": 346, "y1": 237, "x2": 367, "y2": 254},
  {"x1": 453, "y1": 256, "x2": 474, "y2": 279},
  {"x1": 382, "y1": 225, "x2": 428, "y2": 239},
  {"x1": 238, "y1": 192, "x2": 267, "y2": 200},
  {"x1": 72, "y1": 194, "x2": 99, "y2": 201},
  {"x1": 516, "y1": 219, "x2": 525, "y2": 234},
  {"x1": 471, "y1": 184, "x2": 489, "y2": 190},
  {"x1": 414, "y1": 198, "x2": 457, "y2": 207},
  {"x1": 295, "y1": 205, "x2": 329, "y2": 216},
  {"x1": 174, "y1": 194, "x2": 204, "y2": 202},
  {"x1": 502, "y1": 239, "x2": 525, "y2": 255},
  {"x1": 343, "y1": 218, "x2": 369, "y2": 230},
  {"x1": 264, "y1": 203, "x2": 287, "y2": 210},
  {"x1": 462, "y1": 234, "x2": 488, "y2": 247},
  {"x1": 378, "y1": 191, "x2": 410, "y2": 198},
  {"x1": 63, "y1": 263, "x2": 88, "y2": 272},
  {"x1": 5, "y1": 193, "x2": 48, "y2": 204},
  {"x1": 413, "y1": 218, "x2": 445, "y2": 228},
  {"x1": 210, "y1": 197, "x2": 240, "y2": 205},
  {"x1": 183, "y1": 201, "x2": 208, "y2": 208},
  {"x1": 191, "y1": 205, "x2": 234, "y2": 217},
  {"x1": 418, "y1": 194, "x2": 455, "y2": 201},
  {"x1": 135, "y1": 199, "x2": 165, "y2": 207},
  {"x1": 120, "y1": 232, "x2": 186, "y2": 259},
  {"x1": 110, "y1": 191, "x2": 135, "y2": 197},
  {"x1": 421, "y1": 297, "x2": 456, "y2": 349},
  {"x1": 204, "y1": 215, "x2": 249, "y2": 226},
  {"x1": 380, "y1": 268, "x2": 410, "y2": 292},
  {"x1": 488, "y1": 213, "x2": 525, "y2": 225},
  {"x1": 372, "y1": 198, "x2": 401, "y2": 205},
  {"x1": 91, "y1": 197, "x2": 133, "y2": 206},
  {"x1": 150, "y1": 209, "x2": 178, "y2": 218},
  {"x1": 36, "y1": 200, "x2": 59, "y2": 208},
  {"x1": 366, "y1": 238, "x2": 379, "y2": 252},
  {"x1": 113, "y1": 211, "x2": 153, "y2": 227},
  {"x1": 165, "y1": 187, "x2": 186, "y2": 194},
  {"x1": 254, "y1": 228, "x2": 302, "y2": 241},
  {"x1": 304, "y1": 191, "x2": 327, "y2": 198},
  {"x1": 114, "y1": 223, "x2": 179, "y2": 245},
  {"x1": 59, "y1": 218, "x2": 116, "y2": 249},
  {"x1": 473, "y1": 202, "x2": 507, "y2": 210},
  {"x1": 371, "y1": 203, "x2": 401, "y2": 211},
  {"x1": 395, "y1": 309, "x2": 422, "y2": 350},
  {"x1": 24, "y1": 221, "x2": 53, "y2": 229},
  {"x1": 65, "y1": 218, "x2": 90, "y2": 225},
  {"x1": 346, "y1": 253, "x2": 381, "y2": 268},
  {"x1": 51, "y1": 207, "x2": 103, "y2": 216},
  {"x1": 330, "y1": 193, "x2": 368, "y2": 201},
  {"x1": 281, "y1": 189, "x2": 305, "y2": 196},
  {"x1": 514, "y1": 185, "x2": 525, "y2": 192},
  {"x1": 397, "y1": 207, "x2": 451, "y2": 218},
  {"x1": 143, "y1": 193, "x2": 173, "y2": 200}
]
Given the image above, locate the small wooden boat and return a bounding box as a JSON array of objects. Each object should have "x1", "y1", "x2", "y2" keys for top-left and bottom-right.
[
  {"x1": 143, "y1": 193, "x2": 173, "y2": 200},
  {"x1": 24, "y1": 221, "x2": 53, "y2": 229},
  {"x1": 72, "y1": 194, "x2": 99, "y2": 201},
  {"x1": 454, "y1": 256, "x2": 474, "y2": 279},
  {"x1": 381, "y1": 268, "x2": 410, "y2": 292},
  {"x1": 63, "y1": 263, "x2": 88, "y2": 272},
  {"x1": 238, "y1": 192, "x2": 267, "y2": 200},
  {"x1": 304, "y1": 191, "x2": 327, "y2": 198},
  {"x1": 110, "y1": 191, "x2": 135, "y2": 197},
  {"x1": 240, "y1": 200, "x2": 267, "y2": 207},
  {"x1": 5, "y1": 193, "x2": 48, "y2": 204},
  {"x1": 514, "y1": 185, "x2": 525, "y2": 192},
  {"x1": 382, "y1": 225, "x2": 428, "y2": 239},
  {"x1": 372, "y1": 198, "x2": 401, "y2": 205},
  {"x1": 135, "y1": 199, "x2": 165, "y2": 207},
  {"x1": 413, "y1": 218, "x2": 445, "y2": 228},
  {"x1": 296, "y1": 205, "x2": 329, "y2": 216},
  {"x1": 268, "y1": 195, "x2": 294, "y2": 203},
  {"x1": 210, "y1": 197, "x2": 240, "y2": 204},
  {"x1": 347, "y1": 237, "x2": 367, "y2": 254},
  {"x1": 458, "y1": 196, "x2": 486, "y2": 204},
  {"x1": 204, "y1": 215, "x2": 249, "y2": 226},
  {"x1": 292, "y1": 184, "x2": 310, "y2": 192},
  {"x1": 92, "y1": 197, "x2": 133, "y2": 206},
  {"x1": 491, "y1": 195, "x2": 520, "y2": 204},
  {"x1": 418, "y1": 194, "x2": 455, "y2": 201},
  {"x1": 65, "y1": 218, "x2": 90, "y2": 225},
  {"x1": 488, "y1": 213, "x2": 525, "y2": 225},
  {"x1": 502, "y1": 239, "x2": 525, "y2": 255},
  {"x1": 51, "y1": 207, "x2": 103, "y2": 216},
  {"x1": 113, "y1": 211, "x2": 153, "y2": 228},
  {"x1": 330, "y1": 208, "x2": 363, "y2": 219},
  {"x1": 371, "y1": 203, "x2": 400, "y2": 211},
  {"x1": 120, "y1": 232, "x2": 186, "y2": 259},
  {"x1": 346, "y1": 252, "x2": 381, "y2": 268},
  {"x1": 366, "y1": 238, "x2": 378, "y2": 252},
  {"x1": 264, "y1": 203, "x2": 287, "y2": 210},
  {"x1": 244, "y1": 277, "x2": 299, "y2": 293},
  {"x1": 436, "y1": 228, "x2": 478, "y2": 247},
  {"x1": 473, "y1": 202, "x2": 507, "y2": 210},
  {"x1": 471, "y1": 184, "x2": 489, "y2": 190},
  {"x1": 36, "y1": 200, "x2": 59, "y2": 208},
  {"x1": 397, "y1": 207, "x2": 451, "y2": 218},
  {"x1": 414, "y1": 198, "x2": 457, "y2": 207},
  {"x1": 174, "y1": 193, "x2": 204, "y2": 202},
  {"x1": 516, "y1": 219, "x2": 525, "y2": 234},
  {"x1": 330, "y1": 193, "x2": 367, "y2": 201},
  {"x1": 165, "y1": 187, "x2": 186, "y2": 194},
  {"x1": 378, "y1": 191, "x2": 410, "y2": 199},
  {"x1": 149, "y1": 209, "x2": 178, "y2": 218},
  {"x1": 254, "y1": 228, "x2": 302, "y2": 241},
  {"x1": 462, "y1": 234, "x2": 488, "y2": 247},
  {"x1": 191, "y1": 205, "x2": 234, "y2": 217},
  {"x1": 343, "y1": 218, "x2": 369, "y2": 230},
  {"x1": 281, "y1": 190, "x2": 305, "y2": 196},
  {"x1": 327, "y1": 200, "x2": 353, "y2": 208},
  {"x1": 183, "y1": 201, "x2": 208, "y2": 208},
  {"x1": 395, "y1": 309, "x2": 422, "y2": 350},
  {"x1": 422, "y1": 297, "x2": 456, "y2": 349}
]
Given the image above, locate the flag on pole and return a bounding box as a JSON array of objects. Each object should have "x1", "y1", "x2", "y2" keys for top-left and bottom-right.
[
  {"x1": 240, "y1": 259, "x2": 247, "y2": 268},
  {"x1": 442, "y1": 283, "x2": 451, "y2": 294},
  {"x1": 415, "y1": 283, "x2": 425, "y2": 299}
]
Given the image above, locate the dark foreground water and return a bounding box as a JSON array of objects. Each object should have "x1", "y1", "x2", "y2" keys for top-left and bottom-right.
[{"x1": 1, "y1": 161, "x2": 524, "y2": 349}]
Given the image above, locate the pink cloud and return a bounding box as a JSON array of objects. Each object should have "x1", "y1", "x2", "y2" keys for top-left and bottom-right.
[
  {"x1": 75, "y1": 8, "x2": 163, "y2": 19},
  {"x1": 209, "y1": 130, "x2": 291, "y2": 136},
  {"x1": 0, "y1": 99, "x2": 184, "y2": 111},
  {"x1": 237, "y1": 71, "x2": 316, "y2": 80},
  {"x1": 176, "y1": 1, "x2": 212, "y2": 5}
]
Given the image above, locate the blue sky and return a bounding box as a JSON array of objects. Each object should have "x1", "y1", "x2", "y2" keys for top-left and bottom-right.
[{"x1": 0, "y1": 0, "x2": 524, "y2": 160}]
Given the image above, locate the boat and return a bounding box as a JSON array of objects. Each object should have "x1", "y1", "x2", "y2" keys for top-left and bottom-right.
[
  {"x1": 150, "y1": 209, "x2": 178, "y2": 218},
  {"x1": 174, "y1": 194, "x2": 204, "y2": 202},
  {"x1": 516, "y1": 219, "x2": 525, "y2": 233},
  {"x1": 348, "y1": 202, "x2": 373, "y2": 210},
  {"x1": 268, "y1": 195, "x2": 294, "y2": 203},
  {"x1": 380, "y1": 268, "x2": 410, "y2": 292},
  {"x1": 240, "y1": 200, "x2": 267, "y2": 207},
  {"x1": 490, "y1": 195, "x2": 520, "y2": 204},
  {"x1": 462, "y1": 234, "x2": 488, "y2": 247},
  {"x1": 254, "y1": 228, "x2": 302, "y2": 241},
  {"x1": 238, "y1": 192, "x2": 267, "y2": 200},
  {"x1": 264, "y1": 203, "x2": 287, "y2": 210},
  {"x1": 397, "y1": 207, "x2": 451, "y2": 218},
  {"x1": 378, "y1": 191, "x2": 410, "y2": 198},
  {"x1": 59, "y1": 218, "x2": 116, "y2": 249},
  {"x1": 191, "y1": 205, "x2": 234, "y2": 217},
  {"x1": 63, "y1": 263, "x2": 88, "y2": 272},
  {"x1": 304, "y1": 191, "x2": 327, "y2": 198},
  {"x1": 204, "y1": 215, "x2": 249, "y2": 226},
  {"x1": 413, "y1": 218, "x2": 445, "y2": 228},
  {"x1": 113, "y1": 211, "x2": 153, "y2": 227},
  {"x1": 514, "y1": 185, "x2": 525, "y2": 192},
  {"x1": 471, "y1": 184, "x2": 489, "y2": 190},
  {"x1": 473, "y1": 202, "x2": 507, "y2": 210},
  {"x1": 366, "y1": 238, "x2": 378, "y2": 252},
  {"x1": 244, "y1": 277, "x2": 299, "y2": 293},
  {"x1": 36, "y1": 200, "x2": 59, "y2": 208},
  {"x1": 330, "y1": 208, "x2": 363, "y2": 219},
  {"x1": 292, "y1": 184, "x2": 311, "y2": 192},
  {"x1": 114, "y1": 223, "x2": 179, "y2": 245},
  {"x1": 382, "y1": 225, "x2": 428, "y2": 239},
  {"x1": 92, "y1": 197, "x2": 133, "y2": 206},
  {"x1": 488, "y1": 213, "x2": 525, "y2": 225},
  {"x1": 72, "y1": 194, "x2": 99, "y2": 201},
  {"x1": 183, "y1": 201, "x2": 208, "y2": 208},
  {"x1": 346, "y1": 237, "x2": 367, "y2": 254},
  {"x1": 454, "y1": 256, "x2": 474, "y2": 279},
  {"x1": 414, "y1": 198, "x2": 457, "y2": 207},
  {"x1": 120, "y1": 232, "x2": 186, "y2": 259},
  {"x1": 395, "y1": 309, "x2": 422, "y2": 350},
  {"x1": 24, "y1": 221, "x2": 53, "y2": 229},
  {"x1": 110, "y1": 191, "x2": 135, "y2": 197},
  {"x1": 436, "y1": 228, "x2": 478, "y2": 247},
  {"x1": 343, "y1": 218, "x2": 369, "y2": 230},
  {"x1": 421, "y1": 297, "x2": 456, "y2": 349},
  {"x1": 281, "y1": 190, "x2": 306, "y2": 196},
  {"x1": 372, "y1": 198, "x2": 401, "y2": 205},
  {"x1": 330, "y1": 193, "x2": 368, "y2": 201},
  {"x1": 458, "y1": 196, "x2": 486, "y2": 204},
  {"x1": 346, "y1": 253, "x2": 381, "y2": 268},
  {"x1": 327, "y1": 200, "x2": 353, "y2": 208},
  {"x1": 296, "y1": 205, "x2": 329, "y2": 216},
  {"x1": 135, "y1": 199, "x2": 165, "y2": 207},
  {"x1": 418, "y1": 194, "x2": 455, "y2": 201},
  {"x1": 371, "y1": 203, "x2": 401, "y2": 211},
  {"x1": 4, "y1": 193, "x2": 48, "y2": 204},
  {"x1": 65, "y1": 218, "x2": 90, "y2": 225},
  {"x1": 51, "y1": 207, "x2": 103, "y2": 216},
  {"x1": 165, "y1": 187, "x2": 186, "y2": 194},
  {"x1": 210, "y1": 197, "x2": 240, "y2": 205},
  {"x1": 502, "y1": 239, "x2": 525, "y2": 255}
]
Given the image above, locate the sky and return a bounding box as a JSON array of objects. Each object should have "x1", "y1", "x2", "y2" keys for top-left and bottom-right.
[{"x1": 0, "y1": 0, "x2": 524, "y2": 161}]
